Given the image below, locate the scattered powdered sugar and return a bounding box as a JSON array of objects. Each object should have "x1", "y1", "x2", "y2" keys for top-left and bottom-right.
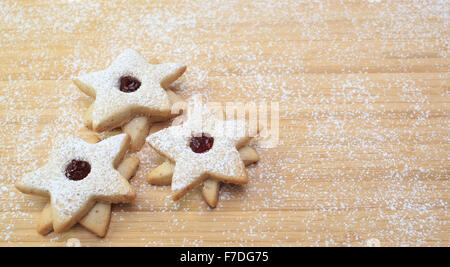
[{"x1": 0, "y1": 0, "x2": 448, "y2": 246}]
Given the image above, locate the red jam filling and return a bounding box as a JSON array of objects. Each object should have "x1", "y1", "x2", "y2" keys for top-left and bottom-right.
[
  {"x1": 65, "y1": 160, "x2": 91, "y2": 181},
  {"x1": 119, "y1": 76, "x2": 141, "y2": 92},
  {"x1": 189, "y1": 133, "x2": 214, "y2": 153}
]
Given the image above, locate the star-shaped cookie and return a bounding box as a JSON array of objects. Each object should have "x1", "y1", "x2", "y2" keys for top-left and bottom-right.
[
  {"x1": 74, "y1": 49, "x2": 186, "y2": 132},
  {"x1": 15, "y1": 134, "x2": 136, "y2": 233},
  {"x1": 146, "y1": 95, "x2": 251, "y2": 200}
]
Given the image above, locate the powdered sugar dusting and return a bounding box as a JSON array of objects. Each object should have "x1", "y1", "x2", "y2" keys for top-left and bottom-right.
[{"x1": 0, "y1": 0, "x2": 448, "y2": 246}]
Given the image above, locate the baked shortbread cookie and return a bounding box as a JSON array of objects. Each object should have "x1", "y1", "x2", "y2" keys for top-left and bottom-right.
[
  {"x1": 37, "y1": 156, "x2": 140, "y2": 237},
  {"x1": 15, "y1": 134, "x2": 136, "y2": 233},
  {"x1": 146, "y1": 95, "x2": 252, "y2": 201},
  {"x1": 73, "y1": 49, "x2": 186, "y2": 132},
  {"x1": 36, "y1": 127, "x2": 139, "y2": 237}
]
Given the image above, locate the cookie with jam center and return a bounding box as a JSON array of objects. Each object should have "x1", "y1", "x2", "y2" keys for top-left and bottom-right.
[
  {"x1": 146, "y1": 95, "x2": 251, "y2": 201},
  {"x1": 73, "y1": 49, "x2": 186, "y2": 132},
  {"x1": 15, "y1": 134, "x2": 135, "y2": 233}
]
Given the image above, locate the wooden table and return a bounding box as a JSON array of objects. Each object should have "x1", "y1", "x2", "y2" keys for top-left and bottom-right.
[{"x1": 0, "y1": 0, "x2": 448, "y2": 247}]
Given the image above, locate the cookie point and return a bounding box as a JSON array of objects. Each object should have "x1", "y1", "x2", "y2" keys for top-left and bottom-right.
[{"x1": 177, "y1": 63, "x2": 187, "y2": 71}]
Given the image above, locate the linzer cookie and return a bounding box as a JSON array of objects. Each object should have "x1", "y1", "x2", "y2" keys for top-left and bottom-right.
[
  {"x1": 37, "y1": 156, "x2": 140, "y2": 237},
  {"x1": 147, "y1": 119, "x2": 259, "y2": 207},
  {"x1": 73, "y1": 48, "x2": 186, "y2": 133},
  {"x1": 15, "y1": 134, "x2": 135, "y2": 233},
  {"x1": 36, "y1": 129, "x2": 140, "y2": 237},
  {"x1": 146, "y1": 95, "x2": 258, "y2": 203}
]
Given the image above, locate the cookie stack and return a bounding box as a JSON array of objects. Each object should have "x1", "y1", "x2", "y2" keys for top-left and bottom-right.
[{"x1": 15, "y1": 49, "x2": 259, "y2": 237}]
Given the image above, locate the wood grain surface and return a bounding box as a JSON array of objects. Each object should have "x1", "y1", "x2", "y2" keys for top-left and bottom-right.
[{"x1": 0, "y1": 0, "x2": 448, "y2": 247}]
